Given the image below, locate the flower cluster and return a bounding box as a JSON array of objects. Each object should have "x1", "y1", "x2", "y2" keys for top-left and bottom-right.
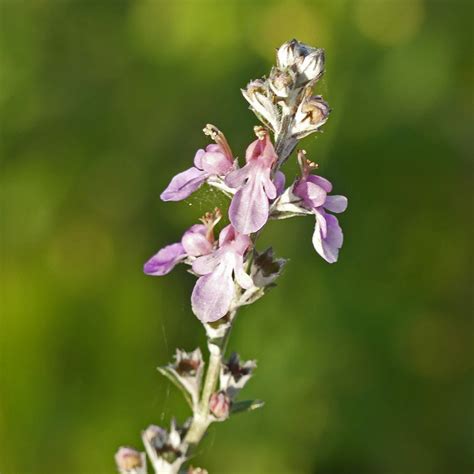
[
  {"x1": 243, "y1": 39, "x2": 330, "y2": 162},
  {"x1": 117, "y1": 39, "x2": 348, "y2": 474}
]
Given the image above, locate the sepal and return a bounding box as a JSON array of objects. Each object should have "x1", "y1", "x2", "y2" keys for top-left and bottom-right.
[
  {"x1": 270, "y1": 185, "x2": 313, "y2": 220},
  {"x1": 220, "y1": 352, "x2": 257, "y2": 399},
  {"x1": 250, "y1": 247, "x2": 287, "y2": 288},
  {"x1": 158, "y1": 348, "x2": 204, "y2": 410},
  {"x1": 241, "y1": 79, "x2": 280, "y2": 131},
  {"x1": 142, "y1": 420, "x2": 190, "y2": 474},
  {"x1": 291, "y1": 95, "x2": 331, "y2": 139}
]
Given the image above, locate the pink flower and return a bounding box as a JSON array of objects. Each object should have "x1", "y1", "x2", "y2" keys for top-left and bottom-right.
[
  {"x1": 161, "y1": 126, "x2": 234, "y2": 202},
  {"x1": 144, "y1": 212, "x2": 254, "y2": 323},
  {"x1": 191, "y1": 225, "x2": 253, "y2": 323},
  {"x1": 143, "y1": 224, "x2": 213, "y2": 276},
  {"x1": 293, "y1": 153, "x2": 347, "y2": 263},
  {"x1": 144, "y1": 209, "x2": 222, "y2": 276},
  {"x1": 225, "y1": 132, "x2": 278, "y2": 234}
]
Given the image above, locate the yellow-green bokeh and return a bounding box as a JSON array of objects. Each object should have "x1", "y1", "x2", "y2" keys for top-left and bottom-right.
[{"x1": 1, "y1": 1, "x2": 472, "y2": 473}]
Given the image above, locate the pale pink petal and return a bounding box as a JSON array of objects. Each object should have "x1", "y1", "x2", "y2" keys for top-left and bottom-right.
[
  {"x1": 261, "y1": 172, "x2": 277, "y2": 200},
  {"x1": 160, "y1": 167, "x2": 208, "y2": 201},
  {"x1": 314, "y1": 209, "x2": 327, "y2": 238},
  {"x1": 324, "y1": 195, "x2": 348, "y2": 213},
  {"x1": 307, "y1": 174, "x2": 333, "y2": 193},
  {"x1": 234, "y1": 256, "x2": 254, "y2": 289},
  {"x1": 293, "y1": 179, "x2": 327, "y2": 208},
  {"x1": 218, "y1": 224, "x2": 235, "y2": 247},
  {"x1": 229, "y1": 175, "x2": 269, "y2": 234},
  {"x1": 225, "y1": 166, "x2": 251, "y2": 189},
  {"x1": 233, "y1": 233, "x2": 252, "y2": 255},
  {"x1": 193, "y1": 149, "x2": 206, "y2": 169},
  {"x1": 192, "y1": 251, "x2": 221, "y2": 275},
  {"x1": 206, "y1": 144, "x2": 222, "y2": 153},
  {"x1": 144, "y1": 243, "x2": 186, "y2": 275},
  {"x1": 260, "y1": 135, "x2": 278, "y2": 167},
  {"x1": 191, "y1": 257, "x2": 235, "y2": 322},
  {"x1": 200, "y1": 151, "x2": 233, "y2": 175},
  {"x1": 181, "y1": 226, "x2": 213, "y2": 256},
  {"x1": 312, "y1": 213, "x2": 343, "y2": 263},
  {"x1": 244, "y1": 138, "x2": 262, "y2": 162},
  {"x1": 245, "y1": 135, "x2": 277, "y2": 167},
  {"x1": 305, "y1": 181, "x2": 327, "y2": 207}
]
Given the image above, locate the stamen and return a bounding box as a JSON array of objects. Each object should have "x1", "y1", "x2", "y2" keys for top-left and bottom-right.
[
  {"x1": 297, "y1": 149, "x2": 318, "y2": 175},
  {"x1": 199, "y1": 207, "x2": 222, "y2": 242},
  {"x1": 203, "y1": 124, "x2": 234, "y2": 159},
  {"x1": 253, "y1": 125, "x2": 267, "y2": 140}
]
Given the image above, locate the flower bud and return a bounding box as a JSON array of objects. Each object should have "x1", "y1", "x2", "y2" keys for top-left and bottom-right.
[
  {"x1": 209, "y1": 391, "x2": 231, "y2": 419},
  {"x1": 292, "y1": 95, "x2": 330, "y2": 139},
  {"x1": 276, "y1": 39, "x2": 325, "y2": 85},
  {"x1": 188, "y1": 467, "x2": 209, "y2": 474},
  {"x1": 268, "y1": 67, "x2": 294, "y2": 98},
  {"x1": 115, "y1": 447, "x2": 146, "y2": 474},
  {"x1": 241, "y1": 79, "x2": 280, "y2": 131}
]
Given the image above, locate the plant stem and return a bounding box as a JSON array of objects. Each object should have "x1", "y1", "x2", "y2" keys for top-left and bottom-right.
[
  {"x1": 183, "y1": 121, "x2": 290, "y2": 461},
  {"x1": 183, "y1": 314, "x2": 234, "y2": 450}
]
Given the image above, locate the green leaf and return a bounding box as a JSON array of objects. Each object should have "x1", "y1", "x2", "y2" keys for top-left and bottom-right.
[{"x1": 231, "y1": 399, "x2": 265, "y2": 415}]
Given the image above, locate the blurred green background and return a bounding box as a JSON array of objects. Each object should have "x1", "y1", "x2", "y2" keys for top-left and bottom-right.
[{"x1": 1, "y1": 0, "x2": 472, "y2": 473}]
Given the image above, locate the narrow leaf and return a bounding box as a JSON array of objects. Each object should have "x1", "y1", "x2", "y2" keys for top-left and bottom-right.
[{"x1": 231, "y1": 399, "x2": 265, "y2": 415}]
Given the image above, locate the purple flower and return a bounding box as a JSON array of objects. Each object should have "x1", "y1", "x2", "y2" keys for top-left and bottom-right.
[
  {"x1": 225, "y1": 132, "x2": 278, "y2": 234},
  {"x1": 191, "y1": 225, "x2": 253, "y2": 323},
  {"x1": 293, "y1": 152, "x2": 347, "y2": 263},
  {"x1": 160, "y1": 125, "x2": 234, "y2": 202},
  {"x1": 144, "y1": 210, "x2": 220, "y2": 276},
  {"x1": 144, "y1": 212, "x2": 254, "y2": 323}
]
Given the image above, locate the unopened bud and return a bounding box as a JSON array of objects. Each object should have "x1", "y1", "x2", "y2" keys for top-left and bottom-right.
[
  {"x1": 268, "y1": 67, "x2": 294, "y2": 98},
  {"x1": 209, "y1": 391, "x2": 231, "y2": 419},
  {"x1": 115, "y1": 447, "x2": 146, "y2": 474},
  {"x1": 276, "y1": 39, "x2": 325, "y2": 85},
  {"x1": 188, "y1": 467, "x2": 209, "y2": 474}
]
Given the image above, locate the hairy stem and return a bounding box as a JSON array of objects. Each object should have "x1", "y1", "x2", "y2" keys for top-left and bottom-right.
[{"x1": 184, "y1": 315, "x2": 234, "y2": 451}]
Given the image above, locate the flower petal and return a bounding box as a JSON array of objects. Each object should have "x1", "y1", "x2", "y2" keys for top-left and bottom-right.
[
  {"x1": 144, "y1": 243, "x2": 186, "y2": 276},
  {"x1": 225, "y1": 166, "x2": 251, "y2": 189},
  {"x1": 262, "y1": 172, "x2": 277, "y2": 200},
  {"x1": 312, "y1": 213, "x2": 343, "y2": 263},
  {"x1": 191, "y1": 256, "x2": 235, "y2": 323},
  {"x1": 229, "y1": 175, "x2": 269, "y2": 234},
  {"x1": 324, "y1": 195, "x2": 348, "y2": 213},
  {"x1": 305, "y1": 181, "x2": 327, "y2": 207},
  {"x1": 293, "y1": 179, "x2": 327, "y2": 208},
  {"x1": 274, "y1": 170, "x2": 286, "y2": 197},
  {"x1": 234, "y1": 255, "x2": 254, "y2": 289},
  {"x1": 307, "y1": 174, "x2": 333, "y2": 193},
  {"x1": 315, "y1": 209, "x2": 327, "y2": 238},
  {"x1": 193, "y1": 149, "x2": 205, "y2": 169},
  {"x1": 160, "y1": 167, "x2": 208, "y2": 202},
  {"x1": 192, "y1": 251, "x2": 221, "y2": 275},
  {"x1": 200, "y1": 151, "x2": 233, "y2": 175},
  {"x1": 181, "y1": 225, "x2": 213, "y2": 257}
]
